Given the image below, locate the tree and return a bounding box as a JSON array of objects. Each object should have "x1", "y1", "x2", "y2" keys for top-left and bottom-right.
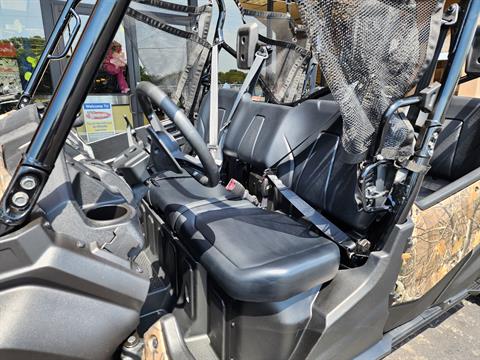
[{"x1": 218, "y1": 69, "x2": 246, "y2": 85}]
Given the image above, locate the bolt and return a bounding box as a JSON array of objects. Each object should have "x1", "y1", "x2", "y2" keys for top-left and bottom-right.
[
  {"x1": 76, "y1": 240, "x2": 85, "y2": 248},
  {"x1": 125, "y1": 335, "x2": 138, "y2": 348},
  {"x1": 151, "y1": 336, "x2": 158, "y2": 349},
  {"x1": 20, "y1": 175, "x2": 37, "y2": 191},
  {"x1": 231, "y1": 322, "x2": 235, "y2": 328},
  {"x1": 127, "y1": 336, "x2": 136, "y2": 343},
  {"x1": 11, "y1": 192, "x2": 29, "y2": 207}
]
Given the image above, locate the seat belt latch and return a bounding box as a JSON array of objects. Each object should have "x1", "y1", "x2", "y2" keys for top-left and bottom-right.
[{"x1": 226, "y1": 178, "x2": 259, "y2": 206}]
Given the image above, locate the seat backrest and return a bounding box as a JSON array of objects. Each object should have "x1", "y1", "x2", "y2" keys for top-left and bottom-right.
[
  {"x1": 196, "y1": 88, "x2": 238, "y2": 142},
  {"x1": 429, "y1": 96, "x2": 480, "y2": 181},
  {"x1": 227, "y1": 94, "x2": 377, "y2": 232},
  {"x1": 283, "y1": 125, "x2": 376, "y2": 232},
  {"x1": 222, "y1": 94, "x2": 340, "y2": 170},
  {"x1": 196, "y1": 89, "x2": 377, "y2": 232}
]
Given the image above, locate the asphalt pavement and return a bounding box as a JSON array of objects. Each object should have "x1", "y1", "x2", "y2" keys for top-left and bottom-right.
[{"x1": 387, "y1": 296, "x2": 480, "y2": 360}]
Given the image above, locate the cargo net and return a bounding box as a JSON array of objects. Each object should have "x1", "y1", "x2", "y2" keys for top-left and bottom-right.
[
  {"x1": 128, "y1": 0, "x2": 212, "y2": 114},
  {"x1": 297, "y1": 0, "x2": 444, "y2": 162},
  {"x1": 238, "y1": 0, "x2": 313, "y2": 103}
]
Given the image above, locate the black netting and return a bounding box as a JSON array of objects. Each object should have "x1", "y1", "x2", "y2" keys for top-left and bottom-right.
[
  {"x1": 239, "y1": 1, "x2": 313, "y2": 103},
  {"x1": 128, "y1": 1, "x2": 212, "y2": 114},
  {"x1": 297, "y1": 0, "x2": 444, "y2": 162}
]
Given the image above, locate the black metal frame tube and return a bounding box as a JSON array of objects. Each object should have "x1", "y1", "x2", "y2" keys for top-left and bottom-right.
[
  {"x1": 0, "y1": 0, "x2": 131, "y2": 231},
  {"x1": 396, "y1": 0, "x2": 480, "y2": 224},
  {"x1": 406, "y1": 4, "x2": 458, "y2": 123},
  {"x1": 17, "y1": 0, "x2": 82, "y2": 108},
  {"x1": 429, "y1": 2, "x2": 479, "y2": 128},
  {"x1": 27, "y1": 0, "x2": 131, "y2": 168}
]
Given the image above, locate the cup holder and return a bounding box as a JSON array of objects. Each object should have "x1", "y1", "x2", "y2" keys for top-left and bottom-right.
[{"x1": 84, "y1": 204, "x2": 130, "y2": 224}]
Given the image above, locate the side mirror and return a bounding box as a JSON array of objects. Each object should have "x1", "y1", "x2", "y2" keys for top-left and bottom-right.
[
  {"x1": 237, "y1": 23, "x2": 258, "y2": 70},
  {"x1": 466, "y1": 26, "x2": 480, "y2": 76}
]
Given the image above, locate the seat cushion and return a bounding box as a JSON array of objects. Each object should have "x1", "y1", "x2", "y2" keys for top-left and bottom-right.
[
  {"x1": 148, "y1": 176, "x2": 340, "y2": 302},
  {"x1": 180, "y1": 205, "x2": 340, "y2": 302},
  {"x1": 147, "y1": 174, "x2": 240, "y2": 226}
]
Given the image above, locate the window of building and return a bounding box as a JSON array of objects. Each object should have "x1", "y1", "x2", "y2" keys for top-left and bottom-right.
[{"x1": 0, "y1": 0, "x2": 52, "y2": 105}]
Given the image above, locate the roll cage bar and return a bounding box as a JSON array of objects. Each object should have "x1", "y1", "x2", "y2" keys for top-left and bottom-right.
[{"x1": 0, "y1": 0, "x2": 479, "y2": 239}]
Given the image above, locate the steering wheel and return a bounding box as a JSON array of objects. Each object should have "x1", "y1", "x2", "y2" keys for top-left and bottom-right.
[{"x1": 136, "y1": 81, "x2": 219, "y2": 187}]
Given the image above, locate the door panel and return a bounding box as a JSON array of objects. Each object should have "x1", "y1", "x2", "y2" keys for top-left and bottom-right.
[{"x1": 395, "y1": 176, "x2": 480, "y2": 303}]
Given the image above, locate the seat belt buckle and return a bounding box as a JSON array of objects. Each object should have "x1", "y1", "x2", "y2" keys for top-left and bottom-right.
[
  {"x1": 226, "y1": 178, "x2": 259, "y2": 206},
  {"x1": 226, "y1": 178, "x2": 243, "y2": 194}
]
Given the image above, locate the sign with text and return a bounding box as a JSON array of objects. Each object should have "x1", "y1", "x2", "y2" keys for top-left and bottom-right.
[{"x1": 83, "y1": 102, "x2": 115, "y2": 142}]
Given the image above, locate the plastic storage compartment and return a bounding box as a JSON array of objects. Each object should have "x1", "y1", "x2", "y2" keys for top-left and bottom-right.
[{"x1": 84, "y1": 204, "x2": 130, "y2": 224}]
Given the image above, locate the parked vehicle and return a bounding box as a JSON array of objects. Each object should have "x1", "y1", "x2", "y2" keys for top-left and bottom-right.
[{"x1": 0, "y1": 0, "x2": 479, "y2": 359}]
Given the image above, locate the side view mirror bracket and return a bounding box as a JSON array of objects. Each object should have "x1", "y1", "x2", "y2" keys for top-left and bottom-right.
[{"x1": 236, "y1": 23, "x2": 259, "y2": 70}]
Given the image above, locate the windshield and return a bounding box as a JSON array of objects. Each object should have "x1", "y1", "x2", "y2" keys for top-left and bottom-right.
[{"x1": 127, "y1": 0, "x2": 213, "y2": 115}]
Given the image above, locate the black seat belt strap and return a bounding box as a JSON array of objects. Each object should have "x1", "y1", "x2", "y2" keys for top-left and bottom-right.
[
  {"x1": 210, "y1": 46, "x2": 269, "y2": 163},
  {"x1": 219, "y1": 46, "x2": 269, "y2": 133},
  {"x1": 267, "y1": 174, "x2": 356, "y2": 251},
  {"x1": 208, "y1": 43, "x2": 221, "y2": 161}
]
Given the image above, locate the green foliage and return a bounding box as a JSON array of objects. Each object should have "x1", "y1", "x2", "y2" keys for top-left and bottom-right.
[
  {"x1": 218, "y1": 69, "x2": 246, "y2": 84},
  {"x1": 6, "y1": 36, "x2": 52, "y2": 92},
  {"x1": 9, "y1": 36, "x2": 45, "y2": 66},
  {"x1": 140, "y1": 66, "x2": 152, "y2": 82}
]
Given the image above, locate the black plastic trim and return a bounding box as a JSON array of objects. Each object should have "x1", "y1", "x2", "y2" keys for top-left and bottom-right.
[{"x1": 416, "y1": 167, "x2": 480, "y2": 210}]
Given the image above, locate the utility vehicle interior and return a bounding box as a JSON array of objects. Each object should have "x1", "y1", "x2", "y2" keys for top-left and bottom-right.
[{"x1": 0, "y1": 0, "x2": 480, "y2": 359}]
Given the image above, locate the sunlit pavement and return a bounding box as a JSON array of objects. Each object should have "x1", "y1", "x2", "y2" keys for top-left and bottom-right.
[{"x1": 387, "y1": 296, "x2": 480, "y2": 360}]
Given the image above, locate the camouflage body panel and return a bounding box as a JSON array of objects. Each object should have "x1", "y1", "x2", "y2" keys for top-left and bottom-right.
[{"x1": 395, "y1": 179, "x2": 480, "y2": 304}]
